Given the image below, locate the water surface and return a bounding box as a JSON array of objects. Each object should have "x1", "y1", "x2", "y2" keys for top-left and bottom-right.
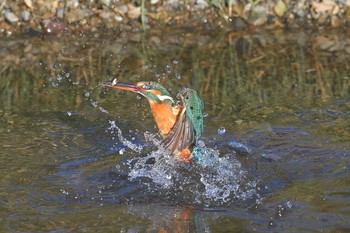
[{"x1": 0, "y1": 29, "x2": 349, "y2": 232}]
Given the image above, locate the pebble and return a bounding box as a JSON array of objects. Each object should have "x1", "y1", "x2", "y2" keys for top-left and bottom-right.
[
  {"x1": 345, "y1": 47, "x2": 350, "y2": 54},
  {"x1": 127, "y1": 5, "x2": 141, "y2": 19},
  {"x1": 114, "y1": 15, "x2": 123, "y2": 22},
  {"x1": 195, "y1": 0, "x2": 208, "y2": 9},
  {"x1": 21, "y1": 10, "x2": 30, "y2": 22},
  {"x1": 56, "y1": 8, "x2": 65, "y2": 19},
  {"x1": 4, "y1": 11, "x2": 19, "y2": 24},
  {"x1": 99, "y1": 0, "x2": 111, "y2": 7},
  {"x1": 99, "y1": 11, "x2": 112, "y2": 20},
  {"x1": 66, "y1": 0, "x2": 79, "y2": 9},
  {"x1": 24, "y1": 0, "x2": 33, "y2": 9},
  {"x1": 274, "y1": 0, "x2": 287, "y2": 17},
  {"x1": 118, "y1": 5, "x2": 128, "y2": 14},
  {"x1": 66, "y1": 8, "x2": 85, "y2": 23},
  {"x1": 331, "y1": 15, "x2": 341, "y2": 28}
]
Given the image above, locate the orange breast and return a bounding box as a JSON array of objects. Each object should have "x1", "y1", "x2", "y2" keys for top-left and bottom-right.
[{"x1": 149, "y1": 101, "x2": 179, "y2": 137}]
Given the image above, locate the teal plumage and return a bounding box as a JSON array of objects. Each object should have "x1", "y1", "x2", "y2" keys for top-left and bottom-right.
[
  {"x1": 182, "y1": 89, "x2": 204, "y2": 142},
  {"x1": 161, "y1": 88, "x2": 204, "y2": 155}
]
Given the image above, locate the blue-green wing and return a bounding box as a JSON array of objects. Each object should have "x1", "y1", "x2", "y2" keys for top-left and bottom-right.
[
  {"x1": 182, "y1": 89, "x2": 204, "y2": 142},
  {"x1": 161, "y1": 88, "x2": 203, "y2": 154},
  {"x1": 161, "y1": 106, "x2": 194, "y2": 153}
]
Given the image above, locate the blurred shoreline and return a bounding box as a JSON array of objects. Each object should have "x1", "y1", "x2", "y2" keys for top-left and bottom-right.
[{"x1": 1, "y1": 0, "x2": 350, "y2": 36}]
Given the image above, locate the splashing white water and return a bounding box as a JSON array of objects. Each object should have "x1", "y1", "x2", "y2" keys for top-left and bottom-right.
[
  {"x1": 108, "y1": 120, "x2": 143, "y2": 153},
  {"x1": 127, "y1": 137, "x2": 260, "y2": 205}
]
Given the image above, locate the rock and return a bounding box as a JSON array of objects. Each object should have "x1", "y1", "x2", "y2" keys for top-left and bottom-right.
[
  {"x1": 150, "y1": 0, "x2": 160, "y2": 4},
  {"x1": 24, "y1": 43, "x2": 32, "y2": 53},
  {"x1": 99, "y1": 0, "x2": 111, "y2": 7},
  {"x1": 345, "y1": 47, "x2": 350, "y2": 54},
  {"x1": 118, "y1": 5, "x2": 128, "y2": 14},
  {"x1": 296, "y1": 9, "x2": 305, "y2": 18},
  {"x1": 252, "y1": 5, "x2": 268, "y2": 26},
  {"x1": 114, "y1": 15, "x2": 123, "y2": 22},
  {"x1": 195, "y1": 0, "x2": 208, "y2": 9},
  {"x1": 66, "y1": 0, "x2": 79, "y2": 9},
  {"x1": 319, "y1": 39, "x2": 337, "y2": 51},
  {"x1": 41, "y1": 19, "x2": 66, "y2": 34},
  {"x1": 21, "y1": 10, "x2": 31, "y2": 22},
  {"x1": 274, "y1": 0, "x2": 287, "y2": 18},
  {"x1": 99, "y1": 11, "x2": 112, "y2": 20},
  {"x1": 24, "y1": 0, "x2": 33, "y2": 9},
  {"x1": 127, "y1": 4, "x2": 141, "y2": 19},
  {"x1": 331, "y1": 15, "x2": 341, "y2": 28},
  {"x1": 4, "y1": 11, "x2": 19, "y2": 24},
  {"x1": 66, "y1": 8, "x2": 85, "y2": 23},
  {"x1": 317, "y1": 14, "x2": 328, "y2": 24},
  {"x1": 234, "y1": 17, "x2": 246, "y2": 28},
  {"x1": 312, "y1": 1, "x2": 337, "y2": 14},
  {"x1": 332, "y1": 4, "x2": 340, "y2": 15},
  {"x1": 56, "y1": 8, "x2": 65, "y2": 19}
]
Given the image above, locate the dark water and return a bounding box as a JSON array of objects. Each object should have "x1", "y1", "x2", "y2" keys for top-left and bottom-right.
[{"x1": 0, "y1": 29, "x2": 349, "y2": 232}]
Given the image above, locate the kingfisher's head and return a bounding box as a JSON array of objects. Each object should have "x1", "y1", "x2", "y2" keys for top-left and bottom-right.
[{"x1": 104, "y1": 79, "x2": 174, "y2": 104}]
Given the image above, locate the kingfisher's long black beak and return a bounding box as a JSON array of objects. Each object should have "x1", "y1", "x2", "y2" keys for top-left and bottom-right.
[{"x1": 103, "y1": 80, "x2": 141, "y2": 92}]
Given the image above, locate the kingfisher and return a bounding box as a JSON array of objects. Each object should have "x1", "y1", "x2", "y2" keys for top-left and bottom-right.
[{"x1": 103, "y1": 79, "x2": 204, "y2": 163}]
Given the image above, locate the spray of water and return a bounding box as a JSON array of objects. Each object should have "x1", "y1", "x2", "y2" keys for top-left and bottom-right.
[
  {"x1": 108, "y1": 120, "x2": 143, "y2": 153},
  {"x1": 123, "y1": 132, "x2": 260, "y2": 206}
]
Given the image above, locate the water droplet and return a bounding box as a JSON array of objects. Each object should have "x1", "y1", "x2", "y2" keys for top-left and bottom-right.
[
  {"x1": 91, "y1": 101, "x2": 98, "y2": 107},
  {"x1": 67, "y1": 111, "x2": 72, "y2": 116},
  {"x1": 203, "y1": 112, "x2": 208, "y2": 118},
  {"x1": 197, "y1": 140, "x2": 205, "y2": 148},
  {"x1": 94, "y1": 33, "x2": 99, "y2": 38},
  {"x1": 285, "y1": 201, "x2": 293, "y2": 209},
  {"x1": 166, "y1": 174, "x2": 172, "y2": 179},
  {"x1": 173, "y1": 59, "x2": 178, "y2": 64},
  {"x1": 166, "y1": 64, "x2": 171, "y2": 73},
  {"x1": 217, "y1": 127, "x2": 226, "y2": 135},
  {"x1": 57, "y1": 74, "x2": 62, "y2": 81},
  {"x1": 65, "y1": 72, "x2": 70, "y2": 78},
  {"x1": 175, "y1": 73, "x2": 181, "y2": 80},
  {"x1": 119, "y1": 148, "x2": 125, "y2": 155},
  {"x1": 99, "y1": 107, "x2": 109, "y2": 114},
  {"x1": 85, "y1": 91, "x2": 90, "y2": 97}
]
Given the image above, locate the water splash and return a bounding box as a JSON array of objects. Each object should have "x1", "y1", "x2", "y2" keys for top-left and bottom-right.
[
  {"x1": 108, "y1": 120, "x2": 143, "y2": 153},
  {"x1": 126, "y1": 137, "x2": 260, "y2": 206}
]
